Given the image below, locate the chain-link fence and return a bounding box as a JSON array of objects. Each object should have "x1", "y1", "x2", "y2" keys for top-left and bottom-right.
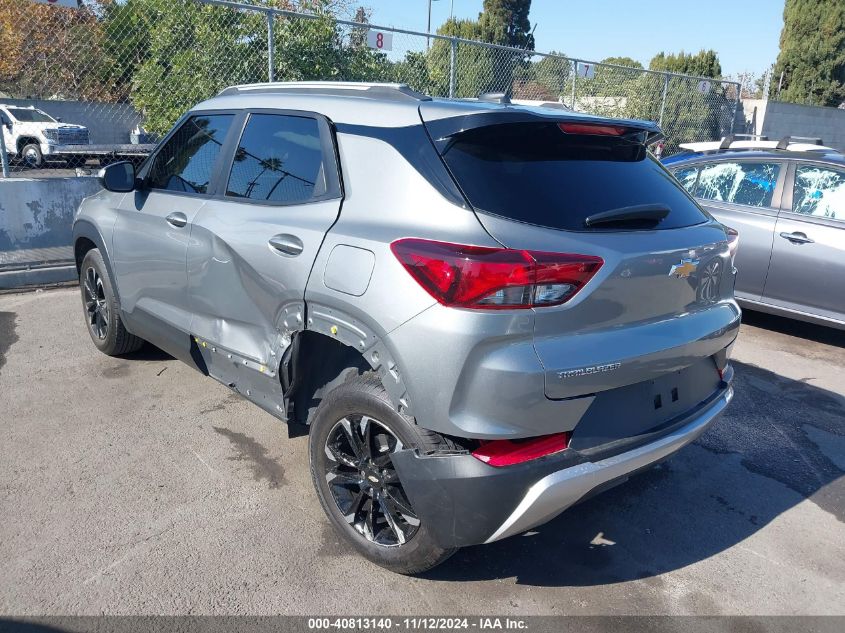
[{"x1": 0, "y1": 0, "x2": 741, "y2": 177}]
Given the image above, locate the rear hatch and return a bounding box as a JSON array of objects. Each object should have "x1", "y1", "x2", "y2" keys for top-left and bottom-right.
[{"x1": 420, "y1": 103, "x2": 740, "y2": 402}]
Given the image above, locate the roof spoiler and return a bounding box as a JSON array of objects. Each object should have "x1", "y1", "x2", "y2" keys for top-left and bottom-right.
[{"x1": 421, "y1": 108, "x2": 663, "y2": 151}]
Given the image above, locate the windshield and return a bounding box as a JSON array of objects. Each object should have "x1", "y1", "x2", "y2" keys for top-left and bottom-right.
[
  {"x1": 440, "y1": 122, "x2": 710, "y2": 231},
  {"x1": 7, "y1": 108, "x2": 56, "y2": 123}
]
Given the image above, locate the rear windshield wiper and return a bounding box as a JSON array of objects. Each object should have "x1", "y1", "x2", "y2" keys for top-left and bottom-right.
[{"x1": 583, "y1": 204, "x2": 671, "y2": 228}]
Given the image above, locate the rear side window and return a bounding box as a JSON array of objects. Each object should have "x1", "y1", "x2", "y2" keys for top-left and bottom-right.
[
  {"x1": 673, "y1": 166, "x2": 699, "y2": 193},
  {"x1": 695, "y1": 161, "x2": 780, "y2": 208},
  {"x1": 793, "y1": 164, "x2": 845, "y2": 222},
  {"x1": 149, "y1": 114, "x2": 234, "y2": 194},
  {"x1": 226, "y1": 114, "x2": 328, "y2": 204},
  {"x1": 439, "y1": 122, "x2": 708, "y2": 231}
]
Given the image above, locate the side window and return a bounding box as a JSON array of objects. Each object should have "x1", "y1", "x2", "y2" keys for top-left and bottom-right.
[
  {"x1": 148, "y1": 114, "x2": 233, "y2": 194},
  {"x1": 226, "y1": 113, "x2": 328, "y2": 204},
  {"x1": 0, "y1": 111, "x2": 10, "y2": 126},
  {"x1": 793, "y1": 164, "x2": 845, "y2": 222},
  {"x1": 673, "y1": 166, "x2": 699, "y2": 193},
  {"x1": 695, "y1": 161, "x2": 781, "y2": 208}
]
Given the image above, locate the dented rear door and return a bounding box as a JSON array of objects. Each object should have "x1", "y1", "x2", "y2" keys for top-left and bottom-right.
[{"x1": 187, "y1": 111, "x2": 342, "y2": 375}]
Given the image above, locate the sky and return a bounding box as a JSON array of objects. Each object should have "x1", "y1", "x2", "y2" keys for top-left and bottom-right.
[{"x1": 354, "y1": 0, "x2": 785, "y2": 78}]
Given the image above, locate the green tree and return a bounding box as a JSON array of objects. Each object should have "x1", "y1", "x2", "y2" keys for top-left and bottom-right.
[
  {"x1": 349, "y1": 6, "x2": 369, "y2": 49},
  {"x1": 476, "y1": 0, "x2": 533, "y2": 93},
  {"x1": 99, "y1": 0, "x2": 152, "y2": 102},
  {"x1": 512, "y1": 51, "x2": 569, "y2": 100},
  {"x1": 392, "y1": 51, "x2": 432, "y2": 94},
  {"x1": 651, "y1": 80, "x2": 726, "y2": 152},
  {"x1": 771, "y1": 0, "x2": 845, "y2": 106},
  {"x1": 573, "y1": 57, "x2": 647, "y2": 113},
  {"x1": 426, "y1": 18, "x2": 498, "y2": 98},
  {"x1": 649, "y1": 50, "x2": 721, "y2": 78},
  {"x1": 477, "y1": 0, "x2": 534, "y2": 49},
  {"x1": 273, "y1": 1, "x2": 390, "y2": 83},
  {"x1": 601, "y1": 56, "x2": 643, "y2": 69},
  {"x1": 129, "y1": 0, "x2": 264, "y2": 134},
  {"x1": 127, "y1": 0, "x2": 391, "y2": 134}
]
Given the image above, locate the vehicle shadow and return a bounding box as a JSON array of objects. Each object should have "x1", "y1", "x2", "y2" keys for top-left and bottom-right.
[
  {"x1": 125, "y1": 341, "x2": 173, "y2": 362},
  {"x1": 741, "y1": 309, "x2": 845, "y2": 348},
  {"x1": 423, "y1": 360, "x2": 845, "y2": 586}
]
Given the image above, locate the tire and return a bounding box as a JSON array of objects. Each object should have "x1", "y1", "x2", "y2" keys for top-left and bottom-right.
[
  {"x1": 309, "y1": 372, "x2": 457, "y2": 574},
  {"x1": 21, "y1": 143, "x2": 43, "y2": 168},
  {"x1": 79, "y1": 248, "x2": 144, "y2": 356}
]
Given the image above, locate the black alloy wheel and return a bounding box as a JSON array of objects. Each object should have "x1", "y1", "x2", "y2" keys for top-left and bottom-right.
[
  {"x1": 83, "y1": 266, "x2": 110, "y2": 340},
  {"x1": 323, "y1": 414, "x2": 420, "y2": 546}
]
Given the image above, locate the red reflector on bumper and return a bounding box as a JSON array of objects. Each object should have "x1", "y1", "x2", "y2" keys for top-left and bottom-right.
[{"x1": 472, "y1": 433, "x2": 571, "y2": 467}]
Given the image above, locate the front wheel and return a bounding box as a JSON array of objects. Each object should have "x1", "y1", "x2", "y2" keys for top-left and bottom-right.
[
  {"x1": 21, "y1": 143, "x2": 43, "y2": 168},
  {"x1": 79, "y1": 248, "x2": 144, "y2": 356},
  {"x1": 309, "y1": 373, "x2": 456, "y2": 574}
]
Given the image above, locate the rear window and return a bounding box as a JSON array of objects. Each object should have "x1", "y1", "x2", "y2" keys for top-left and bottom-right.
[{"x1": 439, "y1": 122, "x2": 709, "y2": 231}]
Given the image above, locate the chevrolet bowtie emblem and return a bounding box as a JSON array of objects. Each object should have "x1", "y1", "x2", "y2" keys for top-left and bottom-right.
[{"x1": 669, "y1": 258, "x2": 699, "y2": 279}]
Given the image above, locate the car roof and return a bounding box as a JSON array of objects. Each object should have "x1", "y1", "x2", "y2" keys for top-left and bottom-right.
[
  {"x1": 194, "y1": 81, "x2": 660, "y2": 132},
  {"x1": 663, "y1": 148, "x2": 845, "y2": 168}
]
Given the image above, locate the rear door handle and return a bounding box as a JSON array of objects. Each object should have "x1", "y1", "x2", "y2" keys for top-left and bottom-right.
[
  {"x1": 779, "y1": 231, "x2": 814, "y2": 244},
  {"x1": 269, "y1": 234, "x2": 304, "y2": 256},
  {"x1": 165, "y1": 212, "x2": 188, "y2": 228}
]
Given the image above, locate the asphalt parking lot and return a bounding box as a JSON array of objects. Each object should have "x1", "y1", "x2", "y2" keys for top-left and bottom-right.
[{"x1": 0, "y1": 287, "x2": 843, "y2": 616}]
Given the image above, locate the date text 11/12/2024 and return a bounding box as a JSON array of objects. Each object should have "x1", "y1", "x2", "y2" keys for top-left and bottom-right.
[{"x1": 307, "y1": 617, "x2": 529, "y2": 630}]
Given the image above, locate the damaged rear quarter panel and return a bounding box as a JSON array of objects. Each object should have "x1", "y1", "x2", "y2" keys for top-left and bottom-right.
[{"x1": 303, "y1": 131, "x2": 501, "y2": 423}]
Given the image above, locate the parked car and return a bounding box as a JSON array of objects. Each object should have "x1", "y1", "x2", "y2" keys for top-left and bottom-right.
[
  {"x1": 663, "y1": 136, "x2": 845, "y2": 329},
  {"x1": 73, "y1": 82, "x2": 738, "y2": 574},
  {"x1": 0, "y1": 104, "x2": 90, "y2": 168}
]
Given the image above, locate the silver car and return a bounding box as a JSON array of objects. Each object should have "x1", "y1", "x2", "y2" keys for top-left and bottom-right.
[
  {"x1": 664, "y1": 138, "x2": 845, "y2": 329},
  {"x1": 73, "y1": 82, "x2": 738, "y2": 574}
]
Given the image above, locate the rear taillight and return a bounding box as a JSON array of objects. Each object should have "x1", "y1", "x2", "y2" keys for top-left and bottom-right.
[
  {"x1": 725, "y1": 226, "x2": 739, "y2": 266},
  {"x1": 472, "y1": 433, "x2": 571, "y2": 467},
  {"x1": 390, "y1": 238, "x2": 603, "y2": 309}
]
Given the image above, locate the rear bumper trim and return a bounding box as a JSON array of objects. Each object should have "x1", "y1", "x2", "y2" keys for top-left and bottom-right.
[{"x1": 483, "y1": 384, "x2": 733, "y2": 543}]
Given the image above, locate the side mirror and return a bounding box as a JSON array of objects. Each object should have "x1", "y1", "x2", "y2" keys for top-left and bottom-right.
[
  {"x1": 56, "y1": 117, "x2": 63, "y2": 123},
  {"x1": 99, "y1": 161, "x2": 136, "y2": 193}
]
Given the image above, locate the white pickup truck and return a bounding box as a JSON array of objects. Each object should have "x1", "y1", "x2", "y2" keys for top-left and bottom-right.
[{"x1": 0, "y1": 104, "x2": 91, "y2": 168}]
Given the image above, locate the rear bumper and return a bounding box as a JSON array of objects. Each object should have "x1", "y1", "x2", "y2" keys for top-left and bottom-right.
[
  {"x1": 391, "y1": 382, "x2": 732, "y2": 548},
  {"x1": 386, "y1": 299, "x2": 740, "y2": 440},
  {"x1": 485, "y1": 383, "x2": 732, "y2": 542}
]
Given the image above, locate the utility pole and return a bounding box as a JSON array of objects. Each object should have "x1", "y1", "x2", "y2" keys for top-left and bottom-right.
[
  {"x1": 427, "y1": 0, "x2": 433, "y2": 50},
  {"x1": 427, "y1": 0, "x2": 452, "y2": 49},
  {"x1": 0, "y1": 131, "x2": 9, "y2": 179}
]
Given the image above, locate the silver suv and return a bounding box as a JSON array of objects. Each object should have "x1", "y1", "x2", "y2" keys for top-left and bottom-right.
[{"x1": 73, "y1": 82, "x2": 739, "y2": 574}]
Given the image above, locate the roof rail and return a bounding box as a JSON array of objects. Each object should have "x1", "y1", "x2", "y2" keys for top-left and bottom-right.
[
  {"x1": 217, "y1": 81, "x2": 432, "y2": 102},
  {"x1": 775, "y1": 135, "x2": 823, "y2": 150},
  {"x1": 679, "y1": 137, "x2": 837, "y2": 154}
]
